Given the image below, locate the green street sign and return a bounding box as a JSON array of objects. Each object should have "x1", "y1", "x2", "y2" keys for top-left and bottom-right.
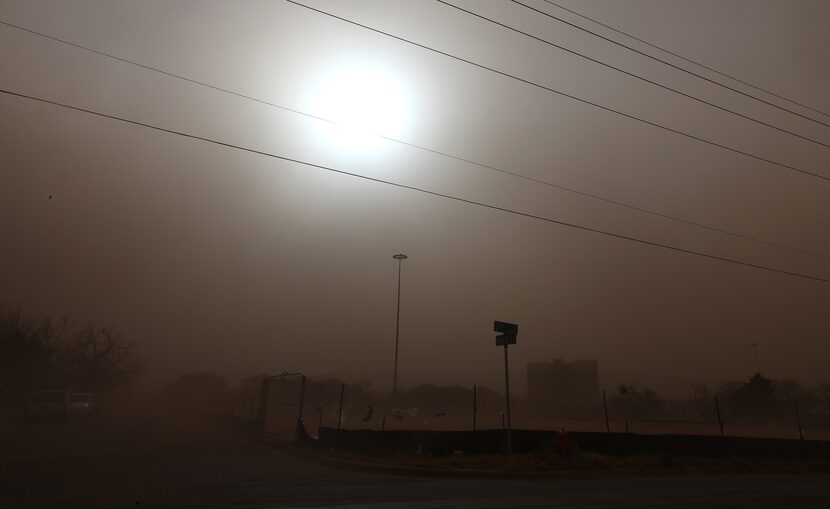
[
  {"x1": 494, "y1": 321, "x2": 518, "y2": 335},
  {"x1": 496, "y1": 334, "x2": 517, "y2": 346}
]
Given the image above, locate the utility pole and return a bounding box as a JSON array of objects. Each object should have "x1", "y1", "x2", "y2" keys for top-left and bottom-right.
[{"x1": 392, "y1": 253, "x2": 408, "y2": 404}]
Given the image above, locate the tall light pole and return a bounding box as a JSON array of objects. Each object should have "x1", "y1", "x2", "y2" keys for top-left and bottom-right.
[{"x1": 392, "y1": 253, "x2": 408, "y2": 404}]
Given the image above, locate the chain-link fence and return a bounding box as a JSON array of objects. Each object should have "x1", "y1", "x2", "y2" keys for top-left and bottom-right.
[
  {"x1": 224, "y1": 372, "x2": 306, "y2": 440},
  {"x1": 226, "y1": 371, "x2": 830, "y2": 443},
  {"x1": 327, "y1": 381, "x2": 827, "y2": 441},
  {"x1": 259, "y1": 373, "x2": 306, "y2": 440}
]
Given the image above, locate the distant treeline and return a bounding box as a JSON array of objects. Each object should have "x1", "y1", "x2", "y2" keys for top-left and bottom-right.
[
  {"x1": 711, "y1": 374, "x2": 829, "y2": 424},
  {"x1": 606, "y1": 375, "x2": 830, "y2": 426},
  {"x1": 0, "y1": 304, "x2": 140, "y2": 406}
]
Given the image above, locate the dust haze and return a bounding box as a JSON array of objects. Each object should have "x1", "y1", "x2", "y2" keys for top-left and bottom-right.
[
  {"x1": 4, "y1": 3, "x2": 830, "y2": 507},
  {"x1": 2, "y1": 0, "x2": 829, "y2": 408}
]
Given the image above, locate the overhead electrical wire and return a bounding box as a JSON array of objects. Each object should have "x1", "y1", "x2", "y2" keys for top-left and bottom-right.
[
  {"x1": 283, "y1": 0, "x2": 830, "y2": 184},
  {"x1": 516, "y1": 0, "x2": 830, "y2": 128},
  {"x1": 437, "y1": 0, "x2": 830, "y2": 150},
  {"x1": 3, "y1": 87, "x2": 829, "y2": 285},
  {"x1": 539, "y1": 0, "x2": 830, "y2": 120},
  {"x1": 1, "y1": 19, "x2": 827, "y2": 261}
]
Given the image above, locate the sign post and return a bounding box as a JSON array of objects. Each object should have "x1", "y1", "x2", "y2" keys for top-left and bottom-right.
[{"x1": 494, "y1": 320, "x2": 517, "y2": 454}]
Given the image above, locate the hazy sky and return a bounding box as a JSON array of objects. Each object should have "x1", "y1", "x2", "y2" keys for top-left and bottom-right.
[{"x1": 2, "y1": 0, "x2": 829, "y2": 396}]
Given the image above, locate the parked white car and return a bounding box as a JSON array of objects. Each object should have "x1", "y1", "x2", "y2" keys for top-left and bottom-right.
[
  {"x1": 26, "y1": 390, "x2": 71, "y2": 421},
  {"x1": 69, "y1": 393, "x2": 97, "y2": 415}
]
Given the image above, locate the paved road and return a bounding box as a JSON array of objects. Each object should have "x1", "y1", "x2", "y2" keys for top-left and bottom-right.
[{"x1": 2, "y1": 404, "x2": 829, "y2": 508}]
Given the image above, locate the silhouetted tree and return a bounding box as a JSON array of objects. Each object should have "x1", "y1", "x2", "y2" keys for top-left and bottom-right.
[
  {"x1": 718, "y1": 373, "x2": 787, "y2": 421},
  {"x1": 61, "y1": 323, "x2": 141, "y2": 390},
  {"x1": 0, "y1": 304, "x2": 140, "y2": 403},
  {"x1": 0, "y1": 305, "x2": 56, "y2": 403}
]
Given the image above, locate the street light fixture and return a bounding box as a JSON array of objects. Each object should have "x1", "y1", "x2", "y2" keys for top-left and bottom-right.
[{"x1": 392, "y1": 253, "x2": 408, "y2": 403}]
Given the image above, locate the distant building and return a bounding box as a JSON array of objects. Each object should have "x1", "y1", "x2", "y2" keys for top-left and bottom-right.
[{"x1": 527, "y1": 359, "x2": 599, "y2": 417}]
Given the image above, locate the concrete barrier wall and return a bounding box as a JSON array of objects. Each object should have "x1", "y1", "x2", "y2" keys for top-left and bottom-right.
[{"x1": 317, "y1": 427, "x2": 830, "y2": 460}]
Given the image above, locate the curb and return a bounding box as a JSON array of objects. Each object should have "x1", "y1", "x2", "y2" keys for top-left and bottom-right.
[
  {"x1": 256, "y1": 436, "x2": 830, "y2": 481},
  {"x1": 257, "y1": 438, "x2": 660, "y2": 481}
]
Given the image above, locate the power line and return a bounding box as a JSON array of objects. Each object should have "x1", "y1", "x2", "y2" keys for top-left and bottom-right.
[
  {"x1": 438, "y1": 0, "x2": 830, "y2": 150},
  {"x1": 2, "y1": 19, "x2": 827, "y2": 261},
  {"x1": 540, "y1": 0, "x2": 830, "y2": 120},
  {"x1": 517, "y1": 0, "x2": 830, "y2": 129},
  {"x1": 3, "y1": 87, "x2": 829, "y2": 285},
  {"x1": 283, "y1": 1, "x2": 830, "y2": 184}
]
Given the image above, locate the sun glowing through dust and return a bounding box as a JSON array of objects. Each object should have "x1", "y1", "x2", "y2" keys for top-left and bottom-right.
[{"x1": 308, "y1": 64, "x2": 412, "y2": 151}]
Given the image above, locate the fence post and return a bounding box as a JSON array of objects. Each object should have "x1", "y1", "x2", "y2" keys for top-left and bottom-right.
[
  {"x1": 602, "y1": 389, "x2": 610, "y2": 432},
  {"x1": 794, "y1": 401, "x2": 804, "y2": 442},
  {"x1": 473, "y1": 384, "x2": 477, "y2": 432},
  {"x1": 336, "y1": 383, "x2": 345, "y2": 449},
  {"x1": 714, "y1": 395, "x2": 724, "y2": 438},
  {"x1": 296, "y1": 375, "x2": 307, "y2": 440}
]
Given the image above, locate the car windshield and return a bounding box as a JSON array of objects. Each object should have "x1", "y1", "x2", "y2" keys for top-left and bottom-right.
[
  {"x1": 32, "y1": 392, "x2": 65, "y2": 403},
  {"x1": 71, "y1": 394, "x2": 91, "y2": 403}
]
